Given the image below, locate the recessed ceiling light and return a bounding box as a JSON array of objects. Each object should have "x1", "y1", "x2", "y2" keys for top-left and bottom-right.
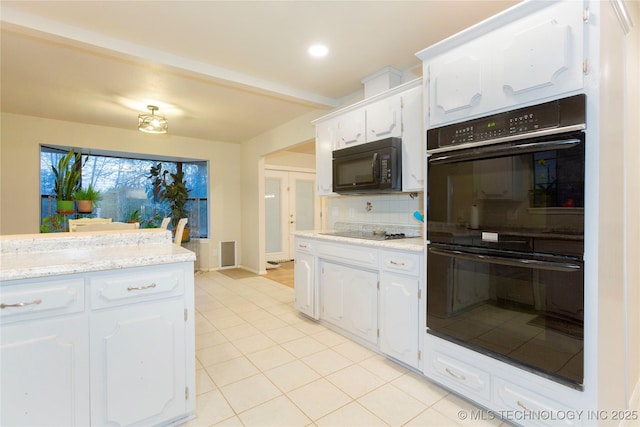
[{"x1": 308, "y1": 44, "x2": 329, "y2": 58}]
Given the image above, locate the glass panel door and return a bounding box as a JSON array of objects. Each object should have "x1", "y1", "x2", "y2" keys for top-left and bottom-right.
[{"x1": 265, "y1": 170, "x2": 319, "y2": 263}]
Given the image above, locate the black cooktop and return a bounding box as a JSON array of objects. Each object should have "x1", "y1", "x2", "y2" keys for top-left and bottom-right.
[{"x1": 321, "y1": 231, "x2": 408, "y2": 241}]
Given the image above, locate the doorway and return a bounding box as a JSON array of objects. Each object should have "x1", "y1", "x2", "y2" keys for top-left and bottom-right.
[{"x1": 265, "y1": 169, "x2": 319, "y2": 263}]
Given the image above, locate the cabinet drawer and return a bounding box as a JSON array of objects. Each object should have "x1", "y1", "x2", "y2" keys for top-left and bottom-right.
[
  {"x1": 90, "y1": 266, "x2": 184, "y2": 309},
  {"x1": 426, "y1": 348, "x2": 491, "y2": 400},
  {"x1": 0, "y1": 278, "x2": 84, "y2": 323},
  {"x1": 295, "y1": 239, "x2": 315, "y2": 254},
  {"x1": 493, "y1": 377, "x2": 581, "y2": 427},
  {"x1": 379, "y1": 250, "x2": 421, "y2": 276},
  {"x1": 317, "y1": 242, "x2": 378, "y2": 268}
]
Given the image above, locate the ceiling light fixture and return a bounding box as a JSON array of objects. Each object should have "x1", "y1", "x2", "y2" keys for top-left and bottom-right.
[
  {"x1": 308, "y1": 44, "x2": 329, "y2": 58},
  {"x1": 138, "y1": 105, "x2": 168, "y2": 134}
]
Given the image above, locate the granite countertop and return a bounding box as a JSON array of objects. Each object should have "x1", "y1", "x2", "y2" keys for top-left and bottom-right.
[
  {"x1": 0, "y1": 229, "x2": 196, "y2": 282},
  {"x1": 294, "y1": 230, "x2": 425, "y2": 252}
]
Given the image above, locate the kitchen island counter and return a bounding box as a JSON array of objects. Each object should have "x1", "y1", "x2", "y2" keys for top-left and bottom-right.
[
  {"x1": 0, "y1": 229, "x2": 195, "y2": 282},
  {"x1": 1, "y1": 228, "x2": 197, "y2": 426}
]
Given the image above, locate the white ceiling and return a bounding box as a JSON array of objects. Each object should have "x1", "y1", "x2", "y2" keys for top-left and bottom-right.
[{"x1": 0, "y1": 1, "x2": 519, "y2": 145}]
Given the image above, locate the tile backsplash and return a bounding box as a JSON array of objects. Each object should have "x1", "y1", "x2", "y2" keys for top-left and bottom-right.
[{"x1": 326, "y1": 192, "x2": 424, "y2": 233}]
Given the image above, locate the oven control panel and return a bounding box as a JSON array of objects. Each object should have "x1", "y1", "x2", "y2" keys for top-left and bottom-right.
[{"x1": 427, "y1": 94, "x2": 586, "y2": 150}]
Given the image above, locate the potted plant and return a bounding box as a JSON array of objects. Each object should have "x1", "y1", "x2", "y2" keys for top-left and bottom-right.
[
  {"x1": 148, "y1": 163, "x2": 190, "y2": 242},
  {"x1": 40, "y1": 213, "x2": 67, "y2": 233},
  {"x1": 52, "y1": 149, "x2": 83, "y2": 213},
  {"x1": 73, "y1": 184, "x2": 103, "y2": 213}
]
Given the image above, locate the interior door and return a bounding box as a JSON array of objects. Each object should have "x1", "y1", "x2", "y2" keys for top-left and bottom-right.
[{"x1": 265, "y1": 169, "x2": 318, "y2": 262}]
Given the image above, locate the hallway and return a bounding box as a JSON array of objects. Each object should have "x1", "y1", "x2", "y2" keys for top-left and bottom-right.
[{"x1": 186, "y1": 271, "x2": 502, "y2": 426}]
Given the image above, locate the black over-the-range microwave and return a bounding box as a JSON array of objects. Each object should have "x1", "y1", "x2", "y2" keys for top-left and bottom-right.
[{"x1": 332, "y1": 137, "x2": 402, "y2": 194}]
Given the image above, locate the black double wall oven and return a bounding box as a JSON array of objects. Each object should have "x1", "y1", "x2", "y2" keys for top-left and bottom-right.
[{"x1": 426, "y1": 94, "x2": 586, "y2": 390}]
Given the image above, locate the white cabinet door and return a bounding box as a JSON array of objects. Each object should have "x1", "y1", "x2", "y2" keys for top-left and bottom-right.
[
  {"x1": 379, "y1": 272, "x2": 420, "y2": 367},
  {"x1": 400, "y1": 84, "x2": 424, "y2": 192},
  {"x1": 343, "y1": 267, "x2": 378, "y2": 344},
  {"x1": 496, "y1": 0, "x2": 584, "y2": 106},
  {"x1": 320, "y1": 260, "x2": 378, "y2": 344},
  {"x1": 90, "y1": 298, "x2": 187, "y2": 426},
  {"x1": 319, "y1": 261, "x2": 345, "y2": 326},
  {"x1": 315, "y1": 118, "x2": 336, "y2": 196},
  {"x1": 365, "y1": 94, "x2": 402, "y2": 141},
  {"x1": 336, "y1": 109, "x2": 366, "y2": 148},
  {"x1": 1, "y1": 315, "x2": 90, "y2": 426},
  {"x1": 294, "y1": 251, "x2": 317, "y2": 319},
  {"x1": 427, "y1": 0, "x2": 584, "y2": 126}
]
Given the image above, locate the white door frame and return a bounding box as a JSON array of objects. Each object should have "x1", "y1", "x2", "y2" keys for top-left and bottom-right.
[{"x1": 264, "y1": 166, "x2": 320, "y2": 262}]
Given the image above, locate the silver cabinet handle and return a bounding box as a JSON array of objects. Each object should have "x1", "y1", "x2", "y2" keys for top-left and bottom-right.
[
  {"x1": 517, "y1": 400, "x2": 533, "y2": 412},
  {"x1": 445, "y1": 367, "x2": 466, "y2": 381},
  {"x1": 127, "y1": 283, "x2": 157, "y2": 292},
  {"x1": 1, "y1": 298, "x2": 42, "y2": 309},
  {"x1": 389, "y1": 260, "x2": 406, "y2": 266}
]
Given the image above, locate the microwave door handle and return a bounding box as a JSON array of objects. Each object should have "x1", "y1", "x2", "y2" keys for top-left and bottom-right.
[
  {"x1": 372, "y1": 153, "x2": 379, "y2": 184},
  {"x1": 428, "y1": 247, "x2": 582, "y2": 272},
  {"x1": 429, "y1": 138, "x2": 581, "y2": 164}
]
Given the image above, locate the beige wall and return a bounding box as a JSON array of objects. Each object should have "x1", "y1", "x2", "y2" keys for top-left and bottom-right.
[
  {"x1": 624, "y1": 0, "x2": 640, "y2": 409},
  {"x1": 240, "y1": 110, "x2": 325, "y2": 273},
  {"x1": 591, "y1": 0, "x2": 640, "y2": 412},
  {"x1": 0, "y1": 112, "x2": 242, "y2": 269}
]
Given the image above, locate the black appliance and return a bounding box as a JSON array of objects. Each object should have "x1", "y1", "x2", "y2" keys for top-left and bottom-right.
[
  {"x1": 426, "y1": 94, "x2": 586, "y2": 390},
  {"x1": 332, "y1": 137, "x2": 402, "y2": 194},
  {"x1": 320, "y1": 230, "x2": 408, "y2": 241}
]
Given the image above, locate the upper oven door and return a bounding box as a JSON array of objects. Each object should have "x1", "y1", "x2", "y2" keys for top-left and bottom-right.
[{"x1": 427, "y1": 132, "x2": 585, "y2": 257}]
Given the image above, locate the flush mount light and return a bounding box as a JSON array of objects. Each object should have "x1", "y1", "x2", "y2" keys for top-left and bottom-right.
[
  {"x1": 308, "y1": 44, "x2": 329, "y2": 58},
  {"x1": 138, "y1": 105, "x2": 168, "y2": 134}
]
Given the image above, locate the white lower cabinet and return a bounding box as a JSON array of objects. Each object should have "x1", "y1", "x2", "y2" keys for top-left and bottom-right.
[
  {"x1": 320, "y1": 260, "x2": 378, "y2": 344},
  {"x1": 379, "y1": 271, "x2": 420, "y2": 368},
  {"x1": 294, "y1": 250, "x2": 316, "y2": 319},
  {"x1": 379, "y1": 249, "x2": 422, "y2": 368},
  {"x1": 0, "y1": 262, "x2": 195, "y2": 427},
  {"x1": 295, "y1": 237, "x2": 425, "y2": 370},
  {"x1": 493, "y1": 377, "x2": 579, "y2": 427},
  {"x1": 90, "y1": 298, "x2": 187, "y2": 426},
  {"x1": 425, "y1": 334, "x2": 585, "y2": 427},
  {"x1": 1, "y1": 314, "x2": 90, "y2": 426}
]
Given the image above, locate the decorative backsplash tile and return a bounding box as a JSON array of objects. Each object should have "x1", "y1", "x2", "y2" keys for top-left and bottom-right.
[{"x1": 326, "y1": 193, "x2": 424, "y2": 235}]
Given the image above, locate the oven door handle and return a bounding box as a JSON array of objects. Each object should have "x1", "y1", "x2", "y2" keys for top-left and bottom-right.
[
  {"x1": 428, "y1": 247, "x2": 582, "y2": 272},
  {"x1": 429, "y1": 138, "x2": 581, "y2": 165}
]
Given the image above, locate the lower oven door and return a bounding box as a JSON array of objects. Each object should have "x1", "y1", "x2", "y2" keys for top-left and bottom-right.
[{"x1": 426, "y1": 243, "x2": 584, "y2": 389}]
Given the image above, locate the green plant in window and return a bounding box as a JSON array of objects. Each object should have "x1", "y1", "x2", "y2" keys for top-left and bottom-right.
[
  {"x1": 148, "y1": 163, "x2": 190, "y2": 228},
  {"x1": 40, "y1": 213, "x2": 67, "y2": 233},
  {"x1": 52, "y1": 150, "x2": 83, "y2": 202}
]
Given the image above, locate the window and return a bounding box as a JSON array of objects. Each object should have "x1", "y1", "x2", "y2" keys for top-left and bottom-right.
[{"x1": 40, "y1": 146, "x2": 208, "y2": 237}]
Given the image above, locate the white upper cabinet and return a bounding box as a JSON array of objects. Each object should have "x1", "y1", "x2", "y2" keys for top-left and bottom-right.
[
  {"x1": 315, "y1": 118, "x2": 337, "y2": 196},
  {"x1": 422, "y1": 0, "x2": 585, "y2": 127},
  {"x1": 313, "y1": 78, "x2": 423, "y2": 194},
  {"x1": 399, "y1": 85, "x2": 424, "y2": 192},
  {"x1": 365, "y1": 94, "x2": 402, "y2": 142},
  {"x1": 336, "y1": 109, "x2": 366, "y2": 148}
]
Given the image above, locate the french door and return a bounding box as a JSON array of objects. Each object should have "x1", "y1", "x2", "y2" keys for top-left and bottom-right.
[{"x1": 265, "y1": 169, "x2": 319, "y2": 262}]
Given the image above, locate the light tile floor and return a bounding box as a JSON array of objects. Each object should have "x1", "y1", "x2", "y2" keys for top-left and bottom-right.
[{"x1": 184, "y1": 271, "x2": 506, "y2": 427}]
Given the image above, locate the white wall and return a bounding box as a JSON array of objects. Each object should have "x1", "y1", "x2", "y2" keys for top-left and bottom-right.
[
  {"x1": 0, "y1": 113, "x2": 242, "y2": 270},
  {"x1": 240, "y1": 110, "x2": 326, "y2": 273}
]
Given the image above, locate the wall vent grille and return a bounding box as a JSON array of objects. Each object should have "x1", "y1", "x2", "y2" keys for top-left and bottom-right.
[{"x1": 219, "y1": 241, "x2": 237, "y2": 269}]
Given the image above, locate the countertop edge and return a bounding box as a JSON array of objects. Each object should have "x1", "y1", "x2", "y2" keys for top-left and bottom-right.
[{"x1": 294, "y1": 231, "x2": 425, "y2": 252}]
